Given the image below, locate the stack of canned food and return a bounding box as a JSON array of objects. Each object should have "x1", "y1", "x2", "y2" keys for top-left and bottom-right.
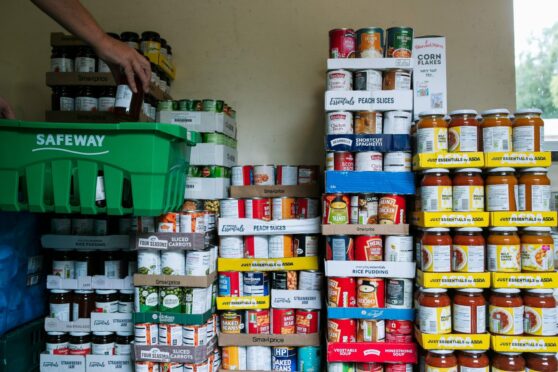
[
  {"x1": 231, "y1": 164, "x2": 320, "y2": 186},
  {"x1": 323, "y1": 193, "x2": 407, "y2": 225},
  {"x1": 157, "y1": 97, "x2": 236, "y2": 118},
  {"x1": 329, "y1": 27, "x2": 414, "y2": 59},
  {"x1": 221, "y1": 345, "x2": 321, "y2": 372}
]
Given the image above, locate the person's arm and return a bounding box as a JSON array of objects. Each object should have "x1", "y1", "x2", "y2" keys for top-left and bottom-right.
[
  {"x1": 31, "y1": 0, "x2": 150, "y2": 93},
  {"x1": 0, "y1": 97, "x2": 15, "y2": 119}
]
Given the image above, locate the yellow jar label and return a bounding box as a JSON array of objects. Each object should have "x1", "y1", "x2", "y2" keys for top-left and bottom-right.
[
  {"x1": 521, "y1": 243, "x2": 554, "y2": 272},
  {"x1": 489, "y1": 304, "x2": 524, "y2": 335},
  {"x1": 524, "y1": 305, "x2": 557, "y2": 336},
  {"x1": 418, "y1": 127, "x2": 448, "y2": 153},
  {"x1": 488, "y1": 244, "x2": 521, "y2": 272},
  {"x1": 422, "y1": 244, "x2": 451, "y2": 272},
  {"x1": 452, "y1": 185, "x2": 484, "y2": 211},
  {"x1": 426, "y1": 367, "x2": 458, "y2": 372},
  {"x1": 419, "y1": 305, "x2": 452, "y2": 334},
  {"x1": 421, "y1": 186, "x2": 453, "y2": 212},
  {"x1": 449, "y1": 125, "x2": 478, "y2": 152},
  {"x1": 452, "y1": 244, "x2": 485, "y2": 272}
]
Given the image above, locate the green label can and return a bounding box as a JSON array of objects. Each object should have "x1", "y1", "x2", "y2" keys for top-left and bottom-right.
[
  {"x1": 178, "y1": 99, "x2": 194, "y2": 111},
  {"x1": 202, "y1": 165, "x2": 226, "y2": 178},
  {"x1": 202, "y1": 132, "x2": 225, "y2": 144},
  {"x1": 386, "y1": 27, "x2": 414, "y2": 58},
  {"x1": 135, "y1": 286, "x2": 159, "y2": 312},
  {"x1": 159, "y1": 287, "x2": 183, "y2": 312},
  {"x1": 157, "y1": 100, "x2": 175, "y2": 112},
  {"x1": 202, "y1": 99, "x2": 216, "y2": 112},
  {"x1": 216, "y1": 100, "x2": 224, "y2": 113}
]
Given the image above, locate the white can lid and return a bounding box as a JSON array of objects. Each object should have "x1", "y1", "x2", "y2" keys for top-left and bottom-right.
[
  {"x1": 422, "y1": 288, "x2": 448, "y2": 293},
  {"x1": 456, "y1": 227, "x2": 483, "y2": 232},
  {"x1": 492, "y1": 288, "x2": 521, "y2": 294},
  {"x1": 521, "y1": 167, "x2": 548, "y2": 173},
  {"x1": 424, "y1": 228, "x2": 450, "y2": 232},
  {"x1": 449, "y1": 109, "x2": 478, "y2": 116},
  {"x1": 95, "y1": 289, "x2": 117, "y2": 295},
  {"x1": 423, "y1": 168, "x2": 450, "y2": 174},
  {"x1": 92, "y1": 331, "x2": 113, "y2": 336},
  {"x1": 526, "y1": 289, "x2": 554, "y2": 294},
  {"x1": 488, "y1": 167, "x2": 515, "y2": 173},
  {"x1": 514, "y1": 108, "x2": 543, "y2": 115},
  {"x1": 490, "y1": 227, "x2": 518, "y2": 232},
  {"x1": 481, "y1": 108, "x2": 510, "y2": 116},
  {"x1": 429, "y1": 350, "x2": 454, "y2": 354},
  {"x1": 523, "y1": 227, "x2": 551, "y2": 232},
  {"x1": 455, "y1": 168, "x2": 483, "y2": 173},
  {"x1": 457, "y1": 288, "x2": 484, "y2": 293}
]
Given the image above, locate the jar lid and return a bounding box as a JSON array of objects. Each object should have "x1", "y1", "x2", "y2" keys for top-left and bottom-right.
[
  {"x1": 481, "y1": 108, "x2": 511, "y2": 116},
  {"x1": 521, "y1": 167, "x2": 548, "y2": 173},
  {"x1": 463, "y1": 350, "x2": 488, "y2": 354},
  {"x1": 422, "y1": 288, "x2": 448, "y2": 293},
  {"x1": 95, "y1": 289, "x2": 117, "y2": 295},
  {"x1": 47, "y1": 331, "x2": 66, "y2": 336},
  {"x1": 116, "y1": 331, "x2": 133, "y2": 336},
  {"x1": 50, "y1": 289, "x2": 70, "y2": 294},
  {"x1": 120, "y1": 289, "x2": 134, "y2": 294},
  {"x1": 423, "y1": 168, "x2": 450, "y2": 174},
  {"x1": 92, "y1": 331, "x2": 113, "y2": 336},
  {"x1": 499, "y1": 352, "x2": 522, "y2": 356},
  {"x1": 424, "y1": 228, "x2": 450, "y2": 232},
  {"x1": 429, "y1": 350, "x2": 454, "y2": 354},
  {"x1": 490, "y1": 227, "x2": 518, "y2": 232},
  {"x1": 455, "y1": 168, "x2": 483, "y2": 173},
  {"x1": 449, "y1": 109, "x2": 478, "y2": 116},
  {"x1": 419, "y1": 109, "x2": 446, "y2": 117},
  {"x1": 492, "y1": 288, "x2": 521, "y2": 294},
  {"x1": 514, "y1": 108, "x2": 542, "y2": 115},
  {"x1": 487, "y1": 167, "x2": 515, "y2": 173},
  {"x1": 69, "y1": 332, "x2": 89, "y2": 336},
  {"x1": 523, "y1": 227, "x2": 551, "y2": 232},
  {"x1": 74, "y1": 290, "x2": 94, "y2": 294},
  {"x1": 526, "y1": 289, "x2": 554, "y2": 294},
  {"x1": 456, "y1": 227, "x2": 483, "y2": 232},
  {"x1": 531, "y1": 352, "x2": 556, "y2": 356},
  {"x1": 457, "y1": 288, "x2": 483, "y2": 293}
]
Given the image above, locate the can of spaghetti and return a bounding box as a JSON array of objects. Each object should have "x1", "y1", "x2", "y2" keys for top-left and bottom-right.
[
  {"x1": 356, "y1": 278, "x2": 385, "y2": 307},
  {"x1": 219, "y1": 236, "x2": 244, "y2": 258},
  {"x1": 327, "y1": 319, "x2": 356, "y2": 342},
  {"x1": 254, "y1": 165, "x2": 275, "y2": 185},
  {"x1": 245, "y1": 198, "x2": 272, "y2": 221},
  {"x1": 329, "y1": 28, "x2": 356, "y2": 58},
  {"x1": 222, "y1": 346, "x2": 247, "y2": 370},
  {"x1": 182, "y1": 324, "x2": 207, "y2": 346},
  {"x1": 246, "y1": 309, "x2": 270, "y2": 334},
  {"x1": 323, "y1": 193, "x2": 350, "y2": 225},
  {"x1": 354, "y1": 69, "x2": 383, "y2": 92},
  {"x1": 352, "y1": 194, "x2": 379, "y2": 224},
  {"x1": 272, "y1": 197, "x2": 296, "y2": 220},
  {"x1": 232, "y1": 165, "x2": 253, "y2": 186},
  {"x1": 385, "y1": 320, "x2": 413, "y2": 343},
  {"x1": 378, "y1": 194, "x2": 406, "y2": 224},
  {"x1": 384, "y1": 236, "x2": 414, "y2": 262},
  {"x1": 327, "y1": 111, "x2": 354, "y2": 134},
  {"x1": 296, "y1": 198, "x2": 319, "y2": 219},
  {"x1": 271, "y1": 308, "x2": 296, "y2": 334},
  {"x1": 383, "y1": 152, "x2": 412, "y2": 172},
  {"x1": 276, "y1": 165, "x2": 298, "y2": 185},
  {"x1": 333, "y1": 151, "x2": 354, "y2": 171},
  {"x1": 218, "y1": 272, "x2": 243, "y2": 297},
  {"x1": 243, "y1": 272, "x2": 269, "y2": 296},
  {"x1": 327, "y1": 277, "x2": 356, "y2": 307},
  {"x1": 299, "y1": 270, "x2": 322, "y2": 290},
  {"x1": 179, "y1": 210, "x2": 205, "y2": 233},
  {"x1": 357, "y1": 319, "x2": 385, "y2": 342},
  {"x1": 272, "y1": 347, "x2": 297, "y2": 371},
  {"x1": 354, "y1": 111, "x2": 383, "y2": 134},
  {"x1": 158, "y1": 324, "x2": 182, "y2": 346},
  {"x1": 134, "y1": 323, "x2": 158, "y2": 345},
  {"x1": 355, "y1": 152, "x2": 382, "y2": 171},
  {"x1": 298, "y1": 165, "x2": 319, "y2": 185},
  {"x1": 384, "y1": 111, "x2": 412, "y2": 134},
  {"x1": 268, "y1": 235, "x2": 294, "y2": 258},
  {"x1": 244, "y1": 235, "x2": 269, "y2": 258},
  {"x1": 383, "y1": 69, "x2": 412, "y2": 90},
  {"x1": 355, "y1": 236, "x2": 383, "y2": 261},
  {"x1": 385, "y1": 278, "x2": 413, "y2": 309},
  {"x1": 157, "y1": 213, "x2": 180, "y2": 232},
  {"x1": 326, "y1": 235, "x2": 354, "y2": 260},
  {"x1": 296, "y1": 309, "x2": 320, "y2": 334},
  {"x1": 327, "y1": 70, "x2": 353, "y2": 91},
  {"x1": 386, "y1": 27, "x2": 413, "y2": 58},
  {"x1": 220, "y1": 198, "x2": 246, "y2": 218},
  {"x1": 220, "y1": 311, "x2": 245, "y2": 334},
  {"x1": 293, "y1": 234, "x2": 318, "y2": 257},
  {"x1": 356, "y1": 27, "x2": 384, "y2": 58}
]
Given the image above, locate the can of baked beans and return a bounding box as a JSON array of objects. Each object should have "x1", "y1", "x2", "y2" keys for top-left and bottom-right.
[
  {"x1": 268, "y1": 235, "x2": 294, "y2": 258},
  {"x1": 272, "y1": 197, "x2": 296, "y2": 220},
  {"x1": 245, "y1": 309, "x2": 270, "y2": 334},
  {"x1": 246, "y1": 198, "x2": 272, "y2": 221},
  {"x1": 355, "y1": 235, "x2": 383, "y2": 261},
  {"x1": 298, "y1": 270, "x2": 323, "y2": 290},
  {"x1": 386, "y1": 27, "x2": 413, "y2": 58},
  {"x1": 326, "y1": 111, "x2": 354, "y2": 134},
  {"x1": 384, "y1": 236, "x2": 414, "y2": 262},
  {"x1": 295, "y1": 309, "x2": 320, "y2": 334},
  {"x1": 221, "y1": 311, "x2": 245, "y2": 334},
  {"x1": 354, "y1": 69, "x2": 383, "y2": 91},
  {"x1": 243, "y1": 272, "x2": 269, "y2": 296},
  {"x1": 219, "y1": 236, "x2": 244, "y2": 258},
  {"x1": 157, "y1": 213, "x2": 180, "y2": 233},
  {"x1": 355, "y1": 152, "x2": 383, "y2": 171},
  {"x1": 384, "y1": 152, "x2": 412, "y2": 172},
  {"x1": 385, "y1": 278, "x2": 413, "y2": 309},
  {"x1": 254, "y1": 165, "x2": 275, "y2": 185},
  {"x1": 327, "y1": 277, "x2": 356, "y2": 307},
  {"x1": 354, "y1": 111, "x2": 383, "y2": 134},
  {"x1": 219, "y1": 272, "x2": 243, "y2": 297},
  {"x1": 327, "y1": 70, "x2": 353, "y2": 91},
  {"x1": 296, "y1": 198, "x2": 319, "y2": 219},
  {"x1": 288, "y1": 271, "x2": 299, "y2": 290},
  {"x1": 298, "y1": 166, "x2": 319, "y2": 185},
  {"x1": 356, "y1": 278, "x2": 385, "y2": 307},
  {"x1": 232, "y1": 165, "x2": 254, "y2": 186},
  {"x1": 276, "y1": 165, "x2": 298, "y2": 186},
  {"x1": 327, "y1": 319, "x2": 356, "y2": 342},
  {"x1": 356, "y1": 27, "x2": 384, "y2": 58},
  {"x1": 244, "y1": 235, "x2": 269, "y2": 258},
  {"x1": 378, "y1": 194, "x2": 406, "y2": 224},
  {"x1": 182, "y1": 324, "x2": 207, "y2": 346},
  {"x1": 134, "y1": 323, "x2": 158, "y2": 345},
  {"x1": 329, "y1": 28, "x2": 356, "y2": 58},
  {"x1": 351, "y1": 194, "x2": 379, "y2": 224},
  {"x1": 180, "y1": 210, "x2": 205, "y2": 233},
  {"x1": 326, "y1": 235, "x2": 354, "y2": 260},
  {"x1": 357, "y1": 319, "x2": 385, "y2": 342},
  {"x1": 293, "y1": 234, "x2": 318, "y2": 257},
  {"x1": 385, "y1": 320, "x2": 413, "y2": 343},
  {"x1": 323, "y1": 193, "x2": 351, "y2": 225},
  {"x1": 384, "y1": 111, "x2": 412, "y2": 134},
  {"x1": 383, "y1": 69, "x2": 412, "y2": 90},
  {"x1": 220, "y1": 198, "x2": 246, "y2": 218},
  {"x1": 332, "y1": 151, "x2": 354, "y2": 171},
  {"x1": 271, "y1": 308, "x2": 296, "y2": 334},
  {"x1": 158, "y1": 323, "x2": 182, "y2": 346}
]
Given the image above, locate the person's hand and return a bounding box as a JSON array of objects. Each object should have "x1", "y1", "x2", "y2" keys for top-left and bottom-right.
[
  {"x1": 93, "y1": 34, "x2": 151, "y2": 93},
  {"x1": 0, "y1": 97, "x2": 15, "y2": 119}
]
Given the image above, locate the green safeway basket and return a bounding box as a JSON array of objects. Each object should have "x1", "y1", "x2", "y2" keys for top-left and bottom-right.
[
  {"x1": 0, "y1": 318, "x2": 44, "y2": 372},
  {"x1": 0, "y1": 120, "x2": 198, "y2": 216}
]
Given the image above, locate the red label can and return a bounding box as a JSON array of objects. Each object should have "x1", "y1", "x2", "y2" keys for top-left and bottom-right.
[
  {"x1": 245, "y1": 309, "x2": 270, "y2": 334},
  {"x1": 295, "y1": 309, "x2": 320, "y2": 334},
  {"x1": 298, "y1": 165, "x2": 319, "y2": 184},
  {"x1": 378, "y1": 194, "x2": 406, "y2": 224},
  {"x1": 355, "y1": 235, "x2": 383, "y2": 261},
  {"x1": 232, "y1": 165, "x2": 254, "y2": 186},
  {"x1": 333, "y1": 151, "x2": 354, "y2": 171},
  {"x1": 326, "y1": 235, "x2": 354, "y2": 260},
  {"x1": 244, "y1": 235, "x2": 269, "y2": 259},
  {"x1": 356, "y1": 362, "x2": 384, "y2": 372},
  {"x1": 329, "y1": 28, "x2": 356, "y2": 58},
  {"x1": 385, "y1": 363, "x2": 413, "y2": 372},
  {"x1": 323, "y1": 194, "x2": 351, "y2": 225},
  {"x1": 271, "y1": 308, "x2": 296, "y2": 335},
  {"x1": 272, "y1": 197, "x2": 296, "y2": 220},
  {"x1": 276, "y1": 165, "x2": 298, "y2": 186},
  {"x1": 327, "y1": 277, "x2": 356, "y2": 307},
  {"x1": 295, "y1": 197, "x2": 319, "y2": 219},
  {"x1": 356, "y1": 278, "x2": 385, "y2": 308},
  {"x1": 385, "y1": 320, "x2": 413, "y2": 343},
  {"x1": 245, "y1": 198, "x2": 272, "y2": 221},
  {"x1": 327, "y1": 318, "x2": 356, "y2": 342},
  {"x1": 220, "y1": 198, "x2": 246, "y2": 218}
]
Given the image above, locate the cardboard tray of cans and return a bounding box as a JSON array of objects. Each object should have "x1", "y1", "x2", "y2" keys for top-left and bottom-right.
[
  {"x1": 326, "y1": 342, "x2": 417, "y2": 363},
  {"x1": 491, "y1": 335, "x2": 558, "y2": 353},
  {"x1": 190, "y1": 143, "x2": 237, "y2": 167},
  {"x1": 41, "y1": 234, "x2": 130, "y2": 250},
  {"x1": 133, "y1": 271, "x2": 217, "y2": 288},
  {"x1": 327, "y1": 57, "x2": 413, "y2": 71},
  {"x1": 133, "y1": 309, "x2": 213, "y2": 326},
  {"x1": 325, "y1": 134, "x2": 411, "y2": 153},
  {"x1": 416, "y1": 270, "x2": 491, "y2": 288},
  {"x1": 327, "y1": 307, "x2": 415, "y2": 321},
  {"x1": 46, "y1": 275, "x2": 133, "y2": 290},
  {"x1": 217, "y1": 217, "x2": 321, "y2": 236},
  {"x1": 411, "y1": 212, "x2": 490, "y2": 228},
  {"x1": 484, "y1": 151, "x2": 552, "y2": 167},
  {"x1": 412, "y1": 152, "x2": 484, "y2": 170},
  {"x1": 489, "y1": 211, "x2": 557, "y2": 227},
  {"x1": 324, "y1": 90, "x2": 413, "y2": 112},
  {"x1": 324, "y1": 260, "x2": 416, "y2": 279},
  {"x1": 491, "y1": 272, "x2": 558, "y2": 289},
  {"x1": 414, "y1": 328, "x2": 491, "y2": 351},
  {"x1": 321, "y1": 224, "x2": 409, "y2": 236},
  {"x1": 44, "y1": 313, "x2": 133, "y2": 333},
  {"x1": 157, "y1": 111, "x2": 237, "y2": 139},
  {"x1": 270, "y1": 289, "x2": 321, "y2": 309},
  {"x1": 324, "y1": 171, "x2": 415, "y2": 194},
  {"x1": 185, "y1": 177, "x2": 230, "y2": 200},
  {"x1": 40, "y1": 354, "x2": 132, "y2": 372},
  {"x1": 133, "y1": 232, "x2": 207, "y2": 251},
  {"x1": 216, "y1": 295, "x2": 270, "y2": 310},
  {"x1": 229, "y1": 184, "x2": 322, "y2": 198},
  {"x1": 217, "y1": 257, "x2": 319, "y2": 272},
  {"x1": 218, "y1": 333, "x2": 321, "y2": 347},
  {"x1": 134, "y1": 336, "x2": 217, "y2": 364}
]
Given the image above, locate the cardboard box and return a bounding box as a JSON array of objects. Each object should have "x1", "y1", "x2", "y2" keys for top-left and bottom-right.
[
  {"x1": 190, "y1": 143, "x2": 237, "y2": 167},
  {"x1": 415, "y1": 329, "x2": 490, "y2": 350},
  {"x1": 491, "y1": 335, "x2": 558, "y2": 352},
  {"x1": 412, "y1": 152, "x2": 484, "y2": 170},
  {"x1": 327, "y1": 307, "x2": 415, "y2": 321},
  {"x1": 484, "y1": 152, "x2": 552, "y2": 168},
  {"x1": 45, "y1": 111, "x2": 153, "y2": 123},
  {"x1": 133, "y1": 271, "x2": 217, "y2": 288},
  {"x1": 217, "y1": 217, "x2": 320, "y2": 236},
  {"x1": 321, "y1": 224, "x2": 409, "y2": 236},
  {"x1": 218, "y1": 333, "x2": 320, "y2": 347},
  {"x1": 411, "y1": 212, "x2": 490, "y2": 228},
  {"x1": 326, "y1": 134, "x2": 411, "y2": 153},
  {"x1": 491, "y1": 272, "x2": 558, "y2": 289},
  {"x1": 327, "y1": 58, "x2": 412, "y2": 71},
  {"x1": 134, "y1": 232, "x2": 206, "y2": 250},
  {"x1": 157, "y1": 111, "x2": 237, "y2": 139},
  {"x1": 216, "y1": 296, "x2": 270, "y2": 310},
  {"x1": 324, "y1": 90, "x2": 413, "y2": 111},
  {"x1": 327, "y1": 342, "x2": 417, "y2": 363},
  {"x1": 325, "y1": 260, "x2": 416, "y2": 279},
  {"x1": 133, "y1": 310, "x2": 213, "y2": 325},
  {"x1": 412, "y1": 36, "x2": 447, "y2": 119},
  {"x1": 40, "y1": 354, "x2": 85, "y2": 372},
  {"x1": 217, "y1": 257, "x2": 319, "y2": 272},
  {"x1": 184, "y1": 177, "x2": 230, "y2": 200},
  {"x1": 44, "y1": 313, "x2": 133, "y2": 333},
  {"x1": 417, "y1": 270, "x2": 491, "y2": 288},
  {"x1": 134, "y1": 337, "x2": 216, "y2": 363},
  {"x1": 46, "y1": 275, "x2": 133, "y2": 290},
  {"x1": 325, "y1": 171, "x2": 415, "y2": 194},
  {"x1": 229, "y1": 184, "x2": 321, "y2": 198},
  {"x1": 41, "y1": 235, "x2": 130, "y2": 250},
  {"x1": 271, "y1": 290, "x2": 322, "y2": 309},
  {"x1": 490, "y1": 211, "x2": 557, "y2": 227},
  {"x1": 85, "y1": 355, "x2": 132, "y2": 372}
]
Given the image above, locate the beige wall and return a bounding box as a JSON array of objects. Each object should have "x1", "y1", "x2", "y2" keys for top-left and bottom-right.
[{"x1": 0, "y1": 0, "x2": 515, "y2": 165}]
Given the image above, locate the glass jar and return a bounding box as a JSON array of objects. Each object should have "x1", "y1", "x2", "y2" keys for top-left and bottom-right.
[
  {"x1": 114, "y1": 72, "x2": 143, "y2": 119},
  {"x1": 481, "y1": 108, "x2": 512, "y2": 152},
  {"x1": 166, "y1": 44, "x2": 173, "y2": 62},
  {"x1": 417, "y1": 110, "x2": 448, "y2": 153},
  {"x1": 492, "y1": 352, "x2": 525, "y2": 372},
  {"x1": 421, "y1": 169, "x2": 452, "y2": 212},
  {"x1": 72, "y1": 290, "x2": 94, "y2": 320},
  {"x1": 68, "y1": 332, "x2": 91, "y2": 355},
  {"x1": 97, "y1": 33, "x2": 120, "y2": 73},
  {"x1": 453, "y1": 289, "x2": 486, "y2": 333},
  {"x1": 52, "y1": 250, "x2": 75, "y2": 278},
  {"x1": 75, "y1": 86, "x2": 98, "y2": 112},
  {"x1": 98, "y1": 86, "x2": 116, "y2": 112},
  {"x1": 489, "y1": 289, "x2": 524, "y2": 335},
  {"x1": 74, "y1": 46, "x2": 97, "y2": 73},
  {"x1": 525, "y1": 353, "x2": 558, "y2": 372},
  {"x1": 485, "y1": 167, "x2": 518, "y2": 211},
  {"x1": 46, "y1": 332, "x2": 69, "y2": 355},
  {"x1": 115, "y1": 332, "x2": 133, "y2": 355},
  {"x1": 75, "y1": 250, "x2": 96, "y2": 278},
  {"x1": 518, "y1": 167, "x2": 551, "y2": 211},
  {"x1": 118, "y1": 289, "x2": 134, "y2": 313},
  {"x1": 421, "y1": 228, "x2": 452, "y2": 273},
  {"x1": 120, "y1": 31, "x2": 140, "y2": 50},
  {"x1": 448, "y1": 109, "x2": 481, "y2": 152},
  {"x1": 160, "y1": 38, "x2": 168, "y2": 58},
  {"x1": 524, "y1": 289, "x2": 557, "y2": 336},
  {"x1": 103, "y1": 251, "x2": 122, "y2": 279},
  {"x1": 91, "y1": 331, "x2": 115, "y2": 355},
  {"x1": 51, "y1": 86, "x2": 75, "y2": 111},
  {"x1": 452, "y1": 227, "x2": 485, "y2": 272},
  {"x1": 513, "y1": 108, "x2": 544, "y2": 152},
  {"x1": 51, "y1": 46, "x2": 74, "y2": 72},
  {"x1": 94, "y1": 290, "x2": 118, "y2": 313},
  {"x1": 452, "y1": 168, "x2": 484, "y2": 212},
  {"x1": 457, "y1": 350, "x2": 489, "y2": 371},
  {"x1": 140, "y1": 31, "x2": 161, "y2": 56},
  {"x1": 488, "y1": 227, "x2": 521, "y2": 272},
  {"x1": 49, "y1": 289, "x2": 72, "y2": 321},
  {"x1": 419, "y1": 288, "x2": 451, "y2": 334},
  {"x1": 521, "y1": 227, "x2": 554, "y2": 272},
  {"x1": 425, "y1": 350, "x2": 457, "y2": 371}
]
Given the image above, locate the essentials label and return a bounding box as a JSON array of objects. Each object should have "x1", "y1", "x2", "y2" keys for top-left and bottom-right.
[
  {"x1": 422, "y1": 186, "x2": 452, "y2": 212},
  {"x1": 420, "y1": 305, "x2": 452, "y2": 334}
]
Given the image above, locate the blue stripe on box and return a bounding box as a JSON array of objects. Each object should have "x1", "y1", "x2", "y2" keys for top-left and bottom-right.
[
  {"x1": 325, "y1": 171, "x2": 415, "y2": 194},
  {"x1": 328, "y1": 307, "x2": 415, "y2": 321},
  {"x1": 325, "y1": 134, "x2": 411, "y2": 152}
]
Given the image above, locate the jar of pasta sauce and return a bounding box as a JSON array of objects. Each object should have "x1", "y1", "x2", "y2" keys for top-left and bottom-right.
[
  {"x1": 457, "y1": 350, "x2": 489, "y2": 372},
  {"x1": 525, "y1": 353, "x2": 558, "y2": 372},
  {"x1": 481, "y1": 109, "x2": 513, "y2": 152},
  {"x1": 492, "y1": 352, "x2": 525, "y2": 372},
  {"x1": 486, "y1": 168, "x2": 518, "y2": 212},
  {"x1": 452, "y1": 227, "x2": 485, "y2": 272},
  {"x1": 421, "y1": 228, "x2": 452, "y2": 273},
  {"x1": 489, "y1": 289, "x2": 524, "y2": 335},
  {"x1": 419, "y1": 289, "x2": 451, "y2": 334},
  {"x1": 488, "y1": 227, "x2": 521, "y2": 272},
  {"x1": 448, "y1": 109, "x2": 481, "y2": 152},
  {"x1": 452, "y1": 168, "x2": 484, "y2": 212},
  {"x1": 523, "y1": 289, "x2": 557, "y2": 336},
  {"x1": 518, "y1": 167, "x2": 551, "y2": 211},
  {"x1": 417, "y1": 110, "x2": 448, "y2": 153},
  {"x1": 425, "y1": 350, "x2": 457, "y2": 372},
  {"x1": 521, "y1": 227, "x2": 554, "y2": 272},
  {"x1": 421, "y1": 169, "x2": 452, "y2": 212},
  {"x1": 453, "y1": 289, "x2": 486, "y2": 334},
  {"x1": 513, "y1": 108, "x2": 544, "y2": 152}
]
